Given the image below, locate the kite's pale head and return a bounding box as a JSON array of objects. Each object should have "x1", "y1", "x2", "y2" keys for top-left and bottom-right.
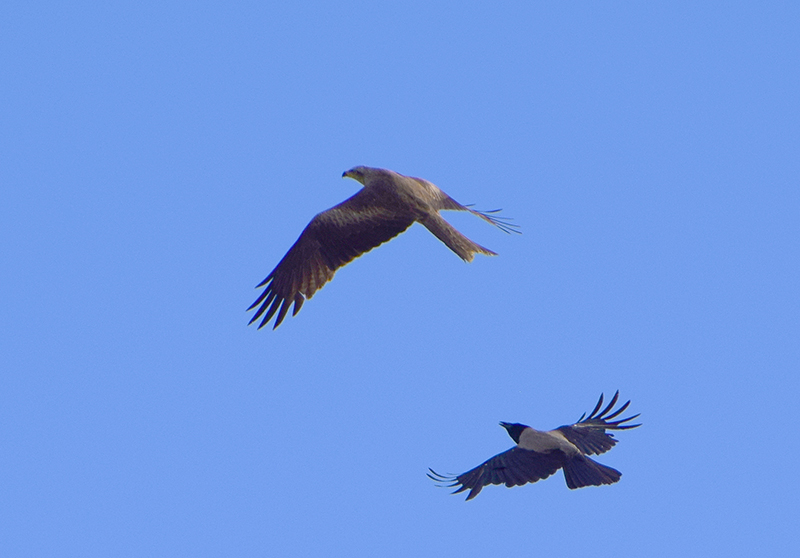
[{"x1": 342, "y1": 165, "x2": 388, "y2": 185}]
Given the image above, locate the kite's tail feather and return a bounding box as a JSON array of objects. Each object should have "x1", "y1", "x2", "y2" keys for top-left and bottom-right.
[{"x1": 421, "y1": 214, "x2": 496, "y2": 262}]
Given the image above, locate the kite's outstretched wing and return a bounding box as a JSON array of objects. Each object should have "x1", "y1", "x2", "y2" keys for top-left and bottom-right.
[{"x1": 248, "y1": 188, "x2": 414, "y2": 329}]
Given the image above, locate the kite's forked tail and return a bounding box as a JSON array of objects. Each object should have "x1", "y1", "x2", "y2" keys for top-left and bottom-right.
[{"x1": 421, "y1": 214, "x2": 497, "y2": 262}]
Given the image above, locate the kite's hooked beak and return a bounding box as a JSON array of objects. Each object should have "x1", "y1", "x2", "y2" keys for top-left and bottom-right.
[{"x1": 342, "y1": 168, "x2": 364, "y2": 183}]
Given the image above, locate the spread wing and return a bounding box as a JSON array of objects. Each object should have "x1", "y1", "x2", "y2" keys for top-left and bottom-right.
[
  {"x1": 409, "y1": 178, "x2": 522, "y2": 235},
  {"x1": 247, "y1": 188, "x2": 415, "y2": 329},
  {"x1": 555, "y1": 391, "x2": 641, "y2": 456},
  {"x1": 428, "y1": 447, "x2": 563, "y2": 501},
  {"x1": 464, "y1": 206, "x2": 522, "y2": 235}
]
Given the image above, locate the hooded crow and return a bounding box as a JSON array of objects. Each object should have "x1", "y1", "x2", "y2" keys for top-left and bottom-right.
[
  {"x1": 428, "y1": 391, "x2": 640, "y2": 500},
  {"x1": 247, "y1": 166, "x2": 519, "y2": 329}
]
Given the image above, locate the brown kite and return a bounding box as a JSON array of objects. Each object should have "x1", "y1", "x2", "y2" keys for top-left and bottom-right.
[{"x1": 247, "y1": 166, "x2": 518, "y2": 329}]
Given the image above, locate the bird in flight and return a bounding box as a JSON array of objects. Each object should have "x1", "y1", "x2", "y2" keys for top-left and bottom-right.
[
  {"x1": 247, "y1": 166, "x2": 519, "y2": 329},
  {"x1": 428, "y1": 391, "x2": 640, "y2": 500}
]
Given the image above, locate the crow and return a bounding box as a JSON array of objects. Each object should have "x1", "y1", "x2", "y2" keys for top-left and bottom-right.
[{"x1": 429, "y1": 391, "x2": 640, "y2": 500}]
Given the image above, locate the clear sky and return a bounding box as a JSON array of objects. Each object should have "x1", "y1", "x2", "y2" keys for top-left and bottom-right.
[{"x1": 2, "y1": 2, "x2": 798, "y2": 556}]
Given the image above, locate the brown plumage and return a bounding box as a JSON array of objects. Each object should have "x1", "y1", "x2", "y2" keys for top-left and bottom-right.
[
  {"x1": 428, "y1": 391, "x2": 641, "y2": 500},
  {"x1": 247, "y1": 166, "x2": 519, "y2": 329}
]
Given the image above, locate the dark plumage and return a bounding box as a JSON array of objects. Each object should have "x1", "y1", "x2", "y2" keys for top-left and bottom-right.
[
  {"x1": 428, "y1": 391, "x2": 640, "y2": 500},
  {"x1": 247, "y1": 166, "x2": 519, "y2": 329}
]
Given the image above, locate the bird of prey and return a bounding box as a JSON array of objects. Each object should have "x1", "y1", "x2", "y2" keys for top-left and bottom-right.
[
  {"x1": 247, "y1": 166, "x2": 519, "y2": 329},
  {"x1": 428, "y1": 391, "x2": 640, "y2": 500}
]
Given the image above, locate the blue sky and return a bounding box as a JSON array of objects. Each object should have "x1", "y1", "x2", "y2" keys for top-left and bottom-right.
[{"x1": 2, "y1": 2, "x2": 799, "y2": 556}]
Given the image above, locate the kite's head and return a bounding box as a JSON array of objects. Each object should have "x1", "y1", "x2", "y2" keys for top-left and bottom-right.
[{"x1": 342, "y1": 166, "x2": 368, "y2": 183}]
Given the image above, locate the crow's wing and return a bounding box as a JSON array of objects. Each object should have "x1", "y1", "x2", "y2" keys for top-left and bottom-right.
[
  {"x1": 556, "y1": 391, "x2": 641, "y2": 456},
  {"x1": 428, "y1": 447, "x2": 563, "y2": 501}
]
